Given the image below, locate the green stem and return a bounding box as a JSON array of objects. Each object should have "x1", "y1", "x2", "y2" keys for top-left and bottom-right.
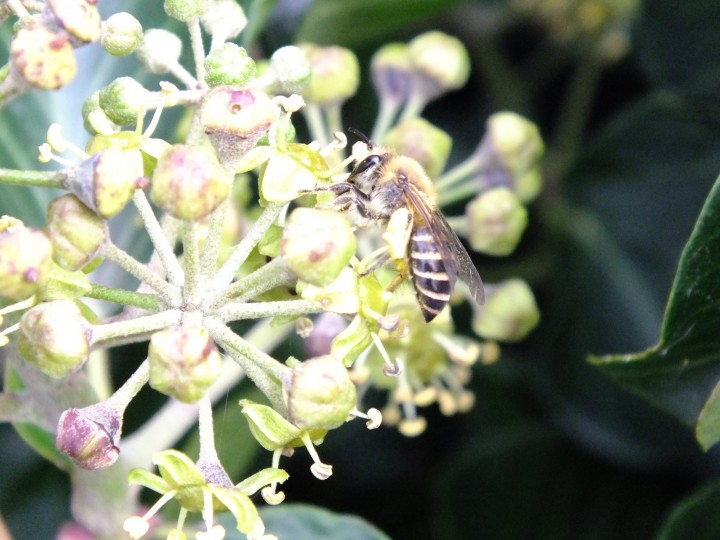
[
  {"x1": 434, "y1": 154, "x2": 482, "y2": 191},
  {"x1": 91, "y1": 309, "x2": 182, "y2": 345},
  {"x1": 437, "y1": 181, "x2": 479, "y2": 208},
  {"x1": 205, "y1": 202, "x2": 285, "y2": 304},
  {"x1": 205, "y1": 317, "x2": 288, "y2": 414},
  {"x1": 102, "y1": 242, "x2": 178, "y2": 305},
  {"x1": 132, "y1": 190, "x2": 184, "y2": 287},
  {"x1": 106, "y1": 360, "x2": 150, "y2": 410},
  {"x1": 216, "y1": 257, "x2": 295, "y2": 305},
  {"x1": 371, "y1": 98, "x2": 401, "y2": 143},
  {"x1": 181, "y1": 221, "x2": 200, "y2": 299},
  {"x1": 0, "y1": 168, "x2": 65, "y2": 188},
  {"x1": 303, "y1": 104, "x2": 330, "y2": 147},
  {"x1": 444, "y1": 215, "x2": 468, "y2": 236},
  {"x1": 398, "y1": 88, "x2": 428, "y2": 122},
  {"x1": 218, "y1": 299, "x2": 321, "y2": 322},
  {"x1": 199, "y1": 191, "x2": 230, "y2": 281},
  {"x1": 85, "y1": 284, "x2": 163, "y2": 311},
  {"x1": 197, "y1": 396, "x2": 219, "y2": 463},
  {"x1": 188, "y1": 18, "x2": 206, "y2": 84}
]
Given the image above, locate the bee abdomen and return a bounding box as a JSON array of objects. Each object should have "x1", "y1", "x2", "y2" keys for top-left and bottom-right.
[{"x1": 409, "y1": 227, "x2": 455, "y2": 322}]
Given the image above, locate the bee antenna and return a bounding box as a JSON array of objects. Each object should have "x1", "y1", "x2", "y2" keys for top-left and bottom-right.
[{"x1": 348, "y1": 127, "x2": 373, "y2": 146}]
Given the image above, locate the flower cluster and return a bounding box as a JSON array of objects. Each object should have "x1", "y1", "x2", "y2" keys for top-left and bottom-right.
[{"x1": 0, "y1": 1, "x2": 543, "y2": 538}]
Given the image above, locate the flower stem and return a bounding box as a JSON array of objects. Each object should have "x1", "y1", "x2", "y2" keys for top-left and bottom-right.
[
  {"x1": 85, "y1": 284, "x2": 163, "y2": 311},
  {"x1": 215, "y1": 257, "x2": 295, "y2": 305},
  {"x1": 107, "y1": 360, "x2": 150, "y2": 410},
  {"x1": 188, "y1": 18, "x2": 207, "y2": 85},
  {"x1": 0, "y1": 168, "x2": 65, "y2": 188},
  {"x1": 199, "y1": 192, "x2": 230, "y2": 281},
  {"x1": 181, "y1": 221, "x2": 200, "y2": 299},
  {"x1": 437, "y1": 180, "x2": 480, "y2": 208},
  {"x1": 205, "y1": 202, "x2": 285, "y2": 304},
  {"x1": 91, "y1": 309, "x2": 182, "y2": 345},
  {"x1": 303, "y1": 104, "x2": 331, "y2": 148},
  {"x1": 197, "y1": 396, "x2": 219, "y2": 463},
  {"x1": 132, "y1": 190, "x2": 185, "y2": 287},
  {"x1": 218, "y1": 299, "x2": 320, "y2": 322},
  {"x1": 434, "y1": 154, "x2": 481, "y2": 191},
  {"x1": 371, "y1": 98, "x2": 401, "y2": 143}
]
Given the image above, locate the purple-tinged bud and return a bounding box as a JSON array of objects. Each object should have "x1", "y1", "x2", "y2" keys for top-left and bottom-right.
[
  {"x1": 384, "y1": 117, "x2": 451, "y2": 178},
  {"x1": 46, "y1": 194, "x2": 107, "y2": 271},
  {"x1": 281, "y1": 208, "x2": 356, "y2": 287},
  {"x1": 466, "y1": 188, "x2": 528, "y2": 256},
  {"x1": 65, "y1": 148, "x2": 146, "y2": 219},
  {"x1": 0, "y1": 224, "x2": 53, "y2": 301},
  {"x1": 10, "y1": 23, "x2": 77, "y2": 90},
  {"x1": 55, "y1": 404, "x2": 122, "y2": 470},
  {"x1": 164, "y1": 0, "x2": 211, "y2": 22},
  {"x1": 148, "y1": 326, "x2": 223, "y2": 403},
  {"x1": 136, "y1": 29, "x2": 183, "y2": 74},
  {"x1": 150, "y1": 144, "x2": 231, "y2": 221},
  {"x1": 102, "y1": 12, "x2": 143, "y2": 56},
  {"x1": 98, "y1": 76, "x2": 151, "y2": 126},
  {"x1": 472, "y1": 279, "x2": 540, "y2": 342},
  {"x1": 300, "y1": 44, "x2": 360, "y2": 105},
  {"x1": 56, "y1": 522, "x2": 95, "y2": 540},
  {"x1": 305, "y1": 312, "x2": 348, "y2": 357},
  {"x1": 18, "y1": 300, "x2": 91, "y2": 378},
  {"x1": 204, "y1": 43, "x2": 256, "y2": 87},
  {"x1": 284, "y1": 356, "x2": 357, "y2": 430},
  {"x1": 407, "y1": 31, "x2": 470, "y2": 100},
  {"x1": 47, "y1": 0, "x2": 102, "y2": 43},
  {"x1": 201, "y1": 87, "x2": 275, "y2": 168},
  {"x1": 371, "y1": 42, "x2": 412, "y2": 104}
]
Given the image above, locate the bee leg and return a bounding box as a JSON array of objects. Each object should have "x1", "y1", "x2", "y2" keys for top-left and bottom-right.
[
  {"x1": 386, "y1": 274, "x2": 405, "y2": 292},
  {"x1": 358, "y1": 247, "x2": 390, "y2": 276}
]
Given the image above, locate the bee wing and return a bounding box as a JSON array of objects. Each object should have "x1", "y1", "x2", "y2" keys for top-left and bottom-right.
[{"x1": 404, "y1": 183, "x2": 485, "y2": 307}]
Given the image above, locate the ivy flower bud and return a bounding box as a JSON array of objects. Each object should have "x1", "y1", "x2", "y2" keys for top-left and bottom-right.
[
  {"x1": 204, "y1": 43, "x2": 256, "y2": 87},
  {"x1": 46, "y1": 194, "x2": 108, "y2": 271},
  {"x1": 150, "y1": 144, "x2": 230, "y2": 221},
  {"x1": 164, "y1": 0, "x2": 211, "y2": 22},
  {"x1": 55, "y1": 404, "x2": 122, "y2": 470},
  {"x1": 268, "y1": 45, "x2": 312, "y2": 94},
  {"x1": 98, "y1": 76, "x2": 151, "y2": 126},
  {"x1": 466, "y1": 188, "x2": 528, "y2": 256},
  {"x1": 47, "y1": 0, "x2": 102, "y2": 43},
  {"x1": 82, "y1": 91, "x2": 117, "y2": 135},
  {"x1": 200, "y1": 0, "x2": 247, "y2": 41},
  {"x1": 407, "y1": 31, "x2": 470, "y2": 100},
  {"x1": 472, "y1": 279, "x2": 540, "y2": 342},
  {"x1": 10, "y1": 23, "x2": 77, "y2": 90},
  {"x1": 148, "y1": 326, "x2": 223, "y2": 403},
  {"x1": 478, "y1": 112, "x2": 544, "y2": 204},
  {"x1": 284, "y1": 356, "x2": 357, "y2": 430},
  {"x1": 201, "y1": 87, "x2": 275, "y2": 168},
  {"x1": 0, "y1": 225, "x2": 52, "y2": 301},
  {"x1": 281, "y1": 208, "x2": 356, "y2": 287},
  {"x1": 305, "y1": 312, "x2": 348, "y2": 357},
  {"x1": 102, "y1": 12, "x2": 143, "y2": 56},
  {"x1": 300, "y1": 44, "x2": 360, "y2": 105},
  {"x1": 65, "y1": 148, "x2": 146, "y2": 219},
  {"x1": 136, "y1": 29, "x2": 183, "y2": 74},
  {"x1": 17, "y1": 300, "x2": 91, "y2": 378},
  {"x1": 371, "y1": 42, "x2": 413, "y2": 104},
  {"x1": 384, "y1": 118, "x2": 451, "y2": 178}
]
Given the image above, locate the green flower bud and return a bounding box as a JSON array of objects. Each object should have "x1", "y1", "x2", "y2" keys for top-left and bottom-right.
[
  {"x1": 200, "y1": 0, "x2": 247, "y2": 41},
  {"x1": 300, "y1": 44, "x2": 360, "y2": 105},
  {"x1": 38, "y1": 262, "x2": 92, "y2": 302},
  {"x1": 240, "y1": 399, "x2": 315, "y2": 451},
  {"x1": 284, "y1": 356, "x2": 357, "y2": 430},
  {"x1": 150, "y1": 144, "x2": 231, "y2": 221},
  {"x1": 82, "y1": 90, "x2": 118, "y2": 135},
  {"x1": 18, "y1": 300, "x2": 90, "y2": 378},
  {"x1": 148, "y1": 326, "x2": 223, "y2": 403},
  {"x1": 46, "y1": 194, "x2": 107, "y2": 271},
  {"x1": 371, "y1": 42, "x2": 412, "y2": 104},
  {"x1": 479, "y1": 112, "x2": 544, "y2": 204},
  {"x1": 384, "y1": 117, "x2": 451, "y2": 178},
  {"x1": 268, "y1": 45, "x2": 311, "y2": 94},
  {"x1": 56, "y1": 404, "x2": 122, "y2": 470},
  {"x1": 47, "y1": 0, "x2": 102, "y2": 43},
  {"x1": 135, "y1": 28, "x2": 183, "y2": 74},
  {"x1": 165, "y1": 0, "x2": 210, "y2": 21},
  {"x1": 471, "y1": 279, "x2": 540, "y2": 342},
  {"x1": 201, "y1": 87, "x2": 275, "y2": 168},
  {"x1": 407, "y1": 31, "x2": 470, "y2": 100},
  {"x1": 101, "y1": 12, "x2": 143, "y2": 56},
  {"x1": 0, "y1": 223, "x2": 53, "y2": 301},
  {"x1": 10, "y1": 23, "x2": 77, "y2": 90},
  {"x1": 466, "y1": 188, "x2": 528, "y2": 256},
  {"x1": 281, "y1": 208, "x2": 355, "y2": 286},
  {"x1": 98, "y1": 76, "x2": 151, "y2": 126},
  {"x1": 330, "y1": 314, "x2": 372, "y2": 367},
  {"x1": 204, "y1": 43, "x2": 256, "y2": 87},
  {"x1": 65, "y1": 148, "x2": 147, "y2": 218}
]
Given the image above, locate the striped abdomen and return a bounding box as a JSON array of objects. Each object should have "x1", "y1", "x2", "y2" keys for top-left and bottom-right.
[{"x1": 409, "y1": 226, "x2": 457, "y2": 322}]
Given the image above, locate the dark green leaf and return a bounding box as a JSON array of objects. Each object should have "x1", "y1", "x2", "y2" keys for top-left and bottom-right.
[
  {"x1": 258, "y1": 503, "x2": 391, "y2": 540},
  {"x1": 654, "y1": 480, "x2": 720, "y2": 540},
  {"x1": 296, "y1": 0, "x2": 471, "y2": 47}
]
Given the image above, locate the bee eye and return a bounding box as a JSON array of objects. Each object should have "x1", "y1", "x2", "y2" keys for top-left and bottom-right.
[{"x1": 355, "y1": 155, "x2": 383, "y2": 174}]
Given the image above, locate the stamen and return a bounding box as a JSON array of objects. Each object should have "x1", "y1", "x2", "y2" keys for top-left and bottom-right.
[
  {"x1": 350, "y1": 407, "x2": 382, "y2": 429},
  {"x1": 370, "y1": 332, "x2": 402, "y2": 376},
  {"x1": 301, "y1": 432, "x2": 333, "y2": 480}
]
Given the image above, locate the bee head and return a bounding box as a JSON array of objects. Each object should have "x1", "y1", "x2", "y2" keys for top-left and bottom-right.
[{"x1": 349, "y1": 152, "x2": 389, "y2": 192}]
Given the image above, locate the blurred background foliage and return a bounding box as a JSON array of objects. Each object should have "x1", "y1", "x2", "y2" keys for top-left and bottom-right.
[{"x1": 3, "y1": 0, "x2": 720, "y2": 538}]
